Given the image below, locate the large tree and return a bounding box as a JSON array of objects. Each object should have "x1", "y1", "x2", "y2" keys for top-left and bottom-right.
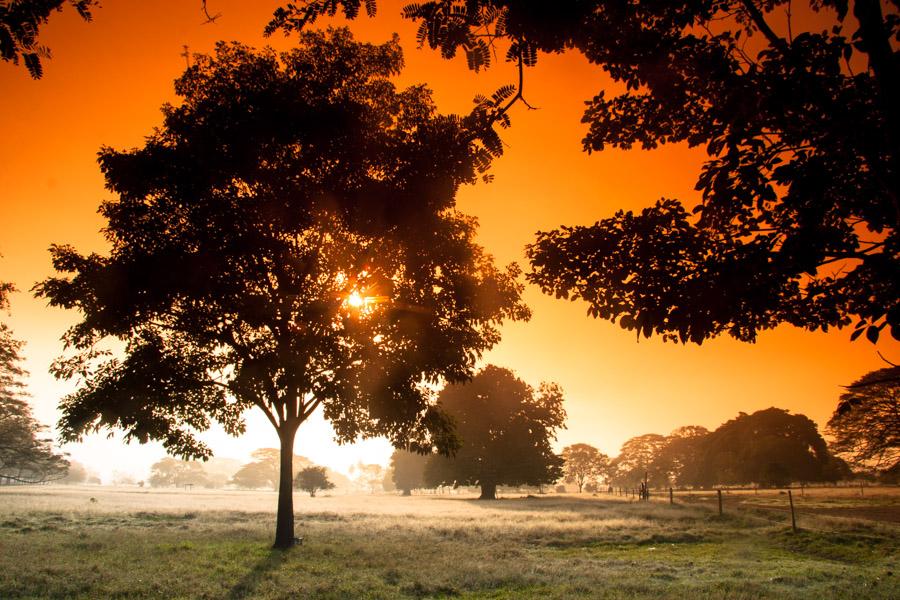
[
  {"x1": 561, "y1": 443, "x2": 609, "y2": 493},
  {"x1": 694, "y1": 407, "x2": 849, "y2": 487},
  {"x1": 424, "y1": 365, "x2": 566, "y2": 499},
  {"x1": 35, "y1": 29, "x2": 527, "y2": 548},
  {"x1": 610, "y1": 433, "x2": 669, "y2": 488},
  {"x1": 273, "y1": 0, "x2": 899, "y2": 345},
  {"x1": 0, "y1": 282, "x2": 68, "y2": 485},
  {"x1": 826, "y1": 366, "x2": 900, "y2": 473},
  {"x1": 148, "y1": 457, "x2": 209, "y2": 488}
]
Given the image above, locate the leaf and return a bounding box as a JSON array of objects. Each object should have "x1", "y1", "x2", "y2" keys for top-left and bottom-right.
[{"x1": 865, "y1": 326, "x2": 879, "y2": 344}]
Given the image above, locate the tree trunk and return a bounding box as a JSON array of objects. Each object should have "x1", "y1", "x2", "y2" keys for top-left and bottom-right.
[
  {"x1": 402, "y1": 488, "x2": 412, "y2": 496},
  {"x1": 479, "y1": 481, "x2": 497, "y2": 500},
  {"x1": 273, "y1": 425, "x2": 298, "y2": 549}
]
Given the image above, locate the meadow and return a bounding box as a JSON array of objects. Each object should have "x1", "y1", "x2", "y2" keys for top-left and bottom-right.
[{"x1": 0, "y1": 485, "x2": 897, "y2": 599}]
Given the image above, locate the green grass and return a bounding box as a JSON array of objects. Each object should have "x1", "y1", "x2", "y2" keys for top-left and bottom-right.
[{"x1": 0, "y1": 489, "x2": 897, "y2": 599}]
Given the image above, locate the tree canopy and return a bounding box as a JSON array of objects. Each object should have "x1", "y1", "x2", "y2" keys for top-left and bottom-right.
[
  {"x1": 424, "y1": 365, "x2": 565, "y2": 499},
  {"x1": 35, "y1": 28, "x2": 527, "y2": 547},
  {"x1": 148, "y1": 457, "x2": 209, "y2": 488},
  {"x1": 390, "y1": 448, "x2": 428, "y2": 495},
  {"x1": 0, "y1": 282, "x2": 68, "y2": 485},
  {"x1": 826, "y1": 366, "x2": 900, "y2": 473},
  {"x1": 561, "y1": 443, "x2": 609, "y2": 493},
  {"x1": 273, "y1": 0, "x2": 899, "y2": 345},
  {"x1": 294, "y1": 465, "x2": 335, "y2": 496}
]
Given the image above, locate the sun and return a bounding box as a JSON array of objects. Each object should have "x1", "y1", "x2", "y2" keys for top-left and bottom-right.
[{"x1": 346, "y1": 291, "x2": 365, "y2": 308}]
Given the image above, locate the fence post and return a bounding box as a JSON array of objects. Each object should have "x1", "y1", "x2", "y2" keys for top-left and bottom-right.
[
  {"x1": 717, "y1": 489, "x2": 723, "y2": 516},
  {"x1": 788, "y1": 489, "x2": 797, "y2": 532},
  {"x1": 669, "y1": 487, "x2": 674, "y2": 505}
]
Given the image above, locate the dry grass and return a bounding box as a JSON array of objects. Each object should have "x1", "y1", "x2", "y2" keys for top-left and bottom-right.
[{"x1": 1, "y1": 486, "x2": 898, "y2": 599}]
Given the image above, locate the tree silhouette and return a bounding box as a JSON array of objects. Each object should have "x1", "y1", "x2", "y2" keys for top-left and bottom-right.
[
  {"x1": 34, "y1": 28, "x2": 528, "y2": 548},
  {"x1": 695, "y1": 407, "x2": 849, "y2": 487},
  {"x1": 294, "y1": 465, "x2": 335, "y2": 497},
  {"x1": 826, "y1": 366, "x2": 900, "y2": 473},
  {"x1": 390, "y1": 448, "x2": 428, "y2": 495},
  {"x1": 561, "y1": 443, "x2": 609, "y2": 493},
  {"x1": 648, "y1": 425, "x2": 710, "y2": 488},
  {"x1": 274, "y1": 1, "x2": 899, "y2": 344},
  {"x1": 0, "y1": 0, "x2": 97, "y2": 78},
  {"x1": 0, "y1": 281, "x2": 68, "y2": 485},
  {"x1": 148, "y1": 457, "x2": 209, "y2": 488},
  {"x1": 610, "y1": 433, "x2": 668, "y2": 488},
  {"x1": 424, "y1": 365, "x2": 565, "y2": 499}
]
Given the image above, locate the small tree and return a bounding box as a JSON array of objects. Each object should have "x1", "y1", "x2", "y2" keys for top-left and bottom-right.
[
  {"x1": 390, "y1": 449, "x2": 429, "y2": 495},
  {"x1": 826, "y1": 367, "x2": 900, "y2": 474},
  {"x1": 0, "y1": 282, "x2": 68, "y2": 484},
  {"x1": 425, "y1": 365, "x2": 566, "y2": 500},
  {"x1": 35, "y1": 29, "x2": 527, "y2": 548},
  {"x1": 561, "y1": 443, "x2": 609, "y2": 493},
  {"x1": 294, "y1": 465, "x2": 335, "y2": 497}
]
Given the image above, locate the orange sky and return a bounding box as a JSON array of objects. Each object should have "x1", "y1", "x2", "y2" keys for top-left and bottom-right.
[{"x1": 1, "y1": 0, "x2": 896, "y2": 481}]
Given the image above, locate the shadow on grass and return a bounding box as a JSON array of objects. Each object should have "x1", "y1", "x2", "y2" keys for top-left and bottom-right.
[
  {"x1": 454, "y1": 495, "x2": 631, "y2": 512},
  {"x1": 227, "y1": 548, "x2": 289, "y2": 600}
]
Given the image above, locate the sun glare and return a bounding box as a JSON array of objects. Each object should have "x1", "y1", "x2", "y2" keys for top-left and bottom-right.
[{"x1": 347, "y1": 291, "x2": 365, "y2": 308}]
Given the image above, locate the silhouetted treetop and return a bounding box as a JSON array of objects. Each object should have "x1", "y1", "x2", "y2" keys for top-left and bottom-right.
[
  {"x1": 275, "y1": 1, "x2": 899, "y2": 344},
  {"x1": 1, "y1": 0, "x2": 96, "y2": 78},
  {"x1": 827, "y1": 366, "x2": 900, "y2": 472}
]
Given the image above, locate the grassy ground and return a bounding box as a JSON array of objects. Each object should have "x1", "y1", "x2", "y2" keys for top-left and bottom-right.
[{"x1": 0, "y1": 486, "x2": 897, "y2": 599}]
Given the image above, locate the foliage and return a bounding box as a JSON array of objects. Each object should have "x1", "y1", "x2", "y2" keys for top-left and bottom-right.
[
  {"x1": 390, "y1": 448, "x2": 429, "y2": 495},
  {"x1": 826, "y1": 366, "x2": 900, "y2": 472},
  {"x1": 148, "y1": 457, "x2": 209, "y2": 488},
  {"x1": 294, "y1": 465, "x2": 335, "y2": 497},
  {"x1": 34, "y1": 28, "x2": 527, "y2": 547},
  {"x1": 0, "y1": 0, "x2": 96, "y2": 78},
  {"x1": 648, "y1": 425, "x2": 710, "y2": 488},
  {"x1": 610, "y1": 433, "x2": 669, "y2": 488},
  {"x1": 230, "y1": 448, "x2": 311, "y2": 490},
  {"x1": 695, "y1": 407, "x2": 850, "y2": 487},
  {"x1": 352, "y1": 462, "x2": 385, "y2": 494},
  {"x1": 277, "y1": 0, "x2": 900, "y2": 344},
  {"x1": 560, "y1": 443, "x2": 609, "y2": 493},
  {"x1": 424, "y1": 365, "x2": 565, "y2": 499},
  {"x1": 0, "y1": 282, "x2": 68, "y2": 484}
]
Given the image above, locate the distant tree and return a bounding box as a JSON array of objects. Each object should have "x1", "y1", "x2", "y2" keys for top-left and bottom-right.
[
  {"x1": 58, "y1": 459, "x2": 88, "y2": 484},
  {"x1": 649, "y1": 426, "x2": 710, "y2": 488},
  {"x1": 0, "y1": 281, "x2": 68, "y2": 484},
  {"x1": 610, "y1": 434, "x2": 668, "y2": 488},
  {"x1": 148, "y1": 457, "x2": 209, "y2": 488},
  {"x1": 826, "y1": 366, "x2": 900, "y2": 473},
  {"x1": 390, "y1": 449, "x2": 429, "y2": 495},
  {"x1": 424, "y1": 365, "x2": 566, "y2": 500},
  {"x1": 696, "y1": 408, "x2": 849, "y2": 487},
  {"x1": 35, "y1": 29, "x2": 527, "y2": 548},
  {"x1": 353, "y1": 463, "x2": 385, "y2": 494},
  {"x1": 561, "y1": 443, "x2": 609, "y2": 493},
  {"x1": 275, "y1": 1, "x2": 900, "y2": 344},
  {"x1": 294, "y1": 465, "x2": 335, "y2": 497},
  {"x1": 0, "y1": 0, "x2": 97, "y2": 78}
]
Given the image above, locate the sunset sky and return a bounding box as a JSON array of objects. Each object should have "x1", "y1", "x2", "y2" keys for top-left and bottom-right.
[{"x1": 1, "y1": 0, "x2": 896, "y2": 482}]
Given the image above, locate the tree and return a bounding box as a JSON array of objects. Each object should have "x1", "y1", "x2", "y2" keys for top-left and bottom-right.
[
  {"x1": 0, "y1": 0, "x2": 97, "y2": 78},
  {"x1": 390, "y1": 449, "x2": 429, "y2": 495},
  {"x1": 648, "y1": 425, "x2": 710, "y2": 488},
  {"x1": 695, "y1": 407, "x2": 849, "y2": 487},
  {"x1": 58, "y1": 459, "x2": 89, "y2": 484},
  {"x1": 35, "y1": 29, "x2": 527, "y2": 548},
  {"x1": 610, "y1": 434, "x2": 668, "y2": 488},
  {"x1": 294, "y1": 465, "x2": 335, "y2": 497},
  {"x1": 424, "y1": 365, "x2": 566, "y2": 500},
  {"x1": 826, "y1": 366, "x2": 900, "y2": 473},
  {"x1": 561, "y1": 443, "x2": 609, "y2": 493},
  {"x1": 0, "y1": 281, "x2": 68, "y2": 484},
  {"x1": 352, "y1": 463, "x2": 385, "y2": 494},
  {"x1": 148, "y1": 457, "x2": 209, "y2": 488},
  {"x1": 230, "y1": 448, "x2": 312, "y2": 490},
  {"x1": 275, "y1": 1, "x2": 899, "y2": 345}
]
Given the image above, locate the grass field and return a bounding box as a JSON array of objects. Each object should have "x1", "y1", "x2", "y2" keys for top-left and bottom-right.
[{"x1": 1, "y1": 486, "x2": 898, "y2": 599}]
